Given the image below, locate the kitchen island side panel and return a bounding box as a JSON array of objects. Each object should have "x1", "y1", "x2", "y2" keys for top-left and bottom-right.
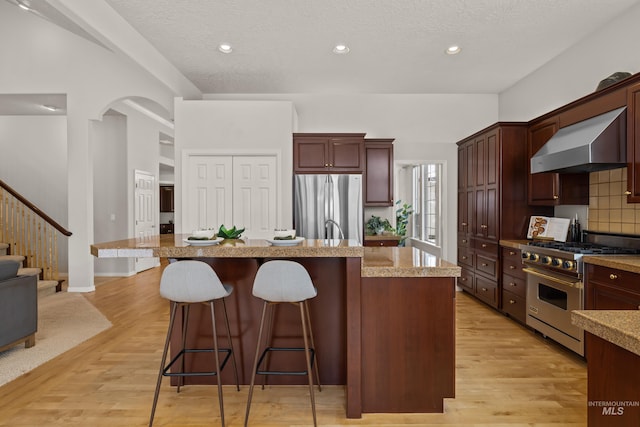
[{"x1": 361, "y1": 276, "x2": 456, "y2": 413}]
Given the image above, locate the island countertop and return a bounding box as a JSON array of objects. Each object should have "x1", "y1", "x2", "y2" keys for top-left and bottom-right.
[
  {"x1": 572, "y1": 310, "x2": 640, "y2": 356},
  {"x1": 91, "y1": 234, "x2": 460, "y2": 278}
]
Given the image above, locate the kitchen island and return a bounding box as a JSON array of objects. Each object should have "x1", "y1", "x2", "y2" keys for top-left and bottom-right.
[{"x1": 91, "y1": 235, "x2": 460, "y2": 417}]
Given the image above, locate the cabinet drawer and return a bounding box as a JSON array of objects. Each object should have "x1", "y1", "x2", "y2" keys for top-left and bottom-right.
[
  {"x1": 364, "y1": 239, "x2": 399, "y2": 247},
  {"x1": 475, "y1": 276, "x2": 498, "y2": 307},
  {"x1": 458, "y1": 268, "x2": 474, "y2": 292},
  {"x1": 501, "y1": 289, "x2": 526, "y2": 324},
  {"x1": 458, "y1": 234, "x2": 471, "y2": 248},
  {"x1": 474, "y1": 239, "x2": 498, "y2": 256},
  {"x1": 502, "y1": 256, "x2": 525, "y2": 279},
  {"x1": 458, "y1": 246, "x2": 474, "y2": 268},
  {"x1": 476, "y1": 253, "x2": 498, "y2": 279},
  {"x1": 587, "y1": 264, "x2": 640, "y2": 293},
  {"x1": 502, "y1": 273, "x2": 526, "y2": 298}
]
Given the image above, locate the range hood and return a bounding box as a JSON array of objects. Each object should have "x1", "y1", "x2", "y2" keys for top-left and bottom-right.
[{"x1": 530, "y1": 106, "x2": 627, "y2": 174}]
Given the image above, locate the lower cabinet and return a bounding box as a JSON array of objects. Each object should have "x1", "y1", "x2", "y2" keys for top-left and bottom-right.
[
  {"x1": 500, "y1": 246, "x2": 527, "y2": 324},
  {"x1": 159, "y1": 223, "x2": 174, "y2": 234},
  {"x1": 585, "y1": 263, "x2": 640, "y2": 310}
]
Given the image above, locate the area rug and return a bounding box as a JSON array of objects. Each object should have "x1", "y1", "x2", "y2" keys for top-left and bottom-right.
[{"x1": 0, "y1": 292, "x2": 112, "y2": 387}]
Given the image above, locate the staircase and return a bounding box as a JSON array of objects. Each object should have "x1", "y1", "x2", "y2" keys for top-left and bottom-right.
[
  {"x1": 1, "y1": 179, "x2": 71, "y2": 298},
  {"x1": 0, "y1": 242, "x2": 59, "y2": 298}
]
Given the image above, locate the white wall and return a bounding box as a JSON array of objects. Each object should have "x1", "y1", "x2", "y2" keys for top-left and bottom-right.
[
  {"x1": 92, "y1": 114, "x2": 129, "y2": 275},
  {"x1": 499, "y1": 3, "x2": 640, "y2": 121},
  {"x1": 174, "y1": 99, "x2": 297, "y2": 233},
  {"x1": 0, "y1": 116, "x2": 69, "y2": 270},
  {"x1": 204, "y1": 94, "x2": 496, "y2": 263},
  {"x1": 0, "y1": 1, "x2": 184, "y2": 291}
]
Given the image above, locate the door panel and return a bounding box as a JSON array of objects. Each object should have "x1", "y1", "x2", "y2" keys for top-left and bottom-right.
[
  {"x1": 134, "y1": 170, "x2": 158, "y2": 272},
  {"x1": 186, "y1": 156, "x2": 233, "y2": 232},
  {"x1": 232, "y1": 156, "x2": 277, "y2": 238}
]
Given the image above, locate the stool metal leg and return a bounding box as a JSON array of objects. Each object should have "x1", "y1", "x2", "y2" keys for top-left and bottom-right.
[
  {"x1": 221, "y1": 298, "x2": 240, "y2": 391},
  {"x1": 177, "y1": 303, "x2": 189, "y2": 393},
  {"x1": 304, "y1": 300, "x2": 322, "y2": 391},
  {"x1": 299, "y1": 301, "x2": 318, "y2": 427},
  {"x1": 208, "y1": 301, "x2": 225, "y2": 427},
  {"x1": 260, "y1": 302, "x2": 276, "y2": 390},
  {"x1": 244, "y1": 300, "x2": 269, "y2": 427},
  {"x1": 149, "y1": 301, "x2": 178, "y2": 427}
]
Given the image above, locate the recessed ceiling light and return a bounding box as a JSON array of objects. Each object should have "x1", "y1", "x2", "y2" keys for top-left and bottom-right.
[
  {"x1": 333, "y1": 44, "x2": 350, "y2": 54},
  {"x1": 41, "y1": 105, "x2": 58, "y2": 112},
  {"x1": 16, "y1": 1, "x2": 31, "y2": 11},
  {"x1": 218, "y1": 43, "x2": 233, "y2": 54},
  {"x1": 445, "y1": 45, "x2": 461, "y2": 55}
]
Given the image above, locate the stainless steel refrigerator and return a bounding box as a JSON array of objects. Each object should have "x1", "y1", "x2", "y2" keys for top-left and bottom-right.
[{"x1": 293, "y1": 174, "x2": 363, "y2": 243}]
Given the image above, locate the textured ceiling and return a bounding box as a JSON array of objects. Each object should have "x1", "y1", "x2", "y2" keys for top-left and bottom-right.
[{"x1": 102, "y1": 0, "x2": 640, "y2": 94}]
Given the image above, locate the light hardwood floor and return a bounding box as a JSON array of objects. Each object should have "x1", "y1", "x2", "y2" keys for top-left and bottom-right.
[{"x1": 0, "y1": 266, "x2": 587, "y2": 426}]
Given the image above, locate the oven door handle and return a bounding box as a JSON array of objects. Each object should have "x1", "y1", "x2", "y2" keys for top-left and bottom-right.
[{"x1": 522, "y1": 267, "x2": 583, "y2": 289}]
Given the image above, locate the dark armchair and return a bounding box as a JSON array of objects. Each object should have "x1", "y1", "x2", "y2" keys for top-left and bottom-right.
[{"x1": 0, "y1": 260, "x2": 37, "y2": 352}]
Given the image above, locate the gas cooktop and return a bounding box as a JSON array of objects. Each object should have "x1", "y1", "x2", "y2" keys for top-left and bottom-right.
[{"x1": 526, "y1": 240, "x2": 640, "y2": 255}]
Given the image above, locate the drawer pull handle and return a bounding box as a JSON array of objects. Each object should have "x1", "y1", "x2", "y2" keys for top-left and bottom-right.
[
  {"x1": 462, "y1": 256, "x2": 467, "y2": 260},
  {"x1": 461, "y1": 277, "x2": 467, "y2": 282},
  {"x1": 609, "y1": 274, "x2": 618, "y2": 280},
  {"x1": 481, "y1": 243, "x2": 487, "y2": 248},
  {"x1": 481, "y1": 224, "x2": 488, "y2": 229},
  {"x1": 481, "y1": 287, "x2": 488, "y2": 292},
  {"x1": 509, "y1": 282, "x2": 516, "y2": 287},
  {"x1": 509, "y1": 251, "x2": 516, "y2": 255},
  {"x1": 509, "y1": 265, "x2": 516, "y2": 269},
  {"x1": 509, "y1": 299, "x2": 516, "y2": 304},
  {"x1": 462, "y1": 239, "x2": 467, "y2": 243},
  {"x1": 625, "y1": 190, "x2": 632, "y2": 195},
  {"x1": 461, "y1": 222, "x2": 468, "y2": 227},
  {"x1": 553, "y1": 195, "x2": 559, "y2": 199},
  {"x1": 481, "y1": 263, "x2": 488, "y2": 267}
]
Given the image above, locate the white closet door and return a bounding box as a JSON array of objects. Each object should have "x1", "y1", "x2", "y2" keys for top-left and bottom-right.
[
  {"x1": 185, "y1": 156, "x2": 233, "y2": 232},
  {"x1": 232, "y1": 156, "x2": 277, "y2": 238},
  {"x1": 134, "y1": 170, "x2": 159, "y2": 272}
]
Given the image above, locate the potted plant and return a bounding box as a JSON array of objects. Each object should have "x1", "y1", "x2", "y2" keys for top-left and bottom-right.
[
  {"x1": 365, "y1": 215, "x2": 393, "y2": 235},
  {"x1": 395, "y1": 200, "x2": 414, "y2": 246}
]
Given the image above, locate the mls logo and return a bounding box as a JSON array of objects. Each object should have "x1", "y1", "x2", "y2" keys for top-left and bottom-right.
[{"x1": 602, "y1": 406, "x2": 624, "y2": 416}]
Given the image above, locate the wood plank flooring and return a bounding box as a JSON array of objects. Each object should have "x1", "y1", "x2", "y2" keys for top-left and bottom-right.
[{"x1": 0, "y1": 266, "x2": 587, "y2": 426}]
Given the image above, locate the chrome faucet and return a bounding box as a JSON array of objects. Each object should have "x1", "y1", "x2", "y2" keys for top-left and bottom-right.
[{"x1": 324, "y1": 219, "x2": 345, "y2": 240}]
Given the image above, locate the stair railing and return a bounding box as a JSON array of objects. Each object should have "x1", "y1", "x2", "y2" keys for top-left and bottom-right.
[{"x1": 0, "y1": 179, "x2": 71, "y2": 285}]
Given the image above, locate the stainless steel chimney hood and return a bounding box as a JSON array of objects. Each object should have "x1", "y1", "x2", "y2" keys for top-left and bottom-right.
[{"x1": 530, "y1": 106, "x2": 627, "y2": 174}]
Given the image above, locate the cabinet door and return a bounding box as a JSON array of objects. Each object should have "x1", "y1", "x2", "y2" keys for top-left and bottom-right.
[
  {"x1": 528, "y1": 117, "x2": 561, "y2": 205},
  {"x1": 293, "y1": 137, "x2": 329, "y2": 173},
  {"x1": 160, "y1": 186, "x2": 174, "y2": 212},
  {"x1": 329, "y1": 137, "x2": 365, "y2": 172},
  {"x1": 473, "y1": 131, "x2": 499, "y2": 240},
  {"x1": 364, "y1": 140, "x2": 394, "y2": 206},
  {"x1": 627, "y1": 82, "x2": 640, "y2": 202},
  {"x1": 586, "y1": 264, "x2": 640, "y2": 310}
]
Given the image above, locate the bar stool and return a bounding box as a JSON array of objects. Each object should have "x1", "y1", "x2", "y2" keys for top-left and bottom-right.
[
  {"x1": 244, "y1": 260, "x2": 321, "y2": 426},
  {"x1": 149, "y1": 260, "x2": 239, "y2": 427}
]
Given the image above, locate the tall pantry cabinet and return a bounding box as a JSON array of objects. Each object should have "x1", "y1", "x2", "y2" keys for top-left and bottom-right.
[{"x1": 457, "y1": 123, "x2": 552, "y2": 308}]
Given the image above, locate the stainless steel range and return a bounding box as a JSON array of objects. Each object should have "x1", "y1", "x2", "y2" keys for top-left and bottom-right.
[{"x1": 520, "y1": 231, "x2": 640, "y2": 356}]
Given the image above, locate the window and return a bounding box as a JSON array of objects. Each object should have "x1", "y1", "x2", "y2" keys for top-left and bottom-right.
[{"x1": 398, "y1": 163, "x2": 443, "y2": 247}]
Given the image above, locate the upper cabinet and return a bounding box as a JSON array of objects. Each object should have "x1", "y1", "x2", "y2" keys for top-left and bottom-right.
[
  {"x1": 160, "y1": 185, "x2": 174, "y2": 212},
  {"x1": 293, "y1": 133, "x2": 365, "y2": 174},
  {"x1": 527, "y1": 117, "x2": 590, "y2": 206},
  {"x1": 364, "y1": 139, "x2": 394, "y2": 206},
  {"x1": 626, "y1": 82, "x2": 640, "y2": 202}
]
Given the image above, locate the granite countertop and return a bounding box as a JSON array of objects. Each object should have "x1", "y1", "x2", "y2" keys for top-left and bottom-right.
[
  {"x1": 364, "y1": 234, "x2": 402, "y2": 241},
  {"x1": 361, "y1": 247, "x2": 461, "y2": 278},
  {"x1": 499, "y1": 239, "x2": 530, "y2": 249},
  {"x1": 582, "y1": 255, "x2": 640, "y2": 274},
  {"x1": 91, "y1": 235, "x2": 460, "y2": 278},
  {"x1": 91, "y1": 234, "x2": 364, "y2": 258},
  {"x1": 572, "y1": 310, "x2": 640, "y2": 357}
]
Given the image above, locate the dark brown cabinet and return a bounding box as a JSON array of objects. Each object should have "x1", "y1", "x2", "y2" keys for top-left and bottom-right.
[
  {"x1": 160, "y1": 185, "x2": 174, "y2": 212},
  {"x1": 626, "y1": 82, "x2": 640, "y2": 202},
  {"x1": 500, "y1": 246, "x2": 527, "y2": 324},
  {"x1": 159, "y1": 223, "x2": 174, "y2": 234},
  {"x1": 364, "y1": 139, "x2": 394, "y2": 206},
  {"x1": 293, "y1": 133, "x2": 365, "y2": 173},
  {"x1": 527, "y1": 117, "x2": 589, "y2": 206},
  {"x1": 585, "y1": 263, "x2": 640, "y2": 310},
  {"x1": 457, "y1": 123, "x2": 551, "y2": 309}
]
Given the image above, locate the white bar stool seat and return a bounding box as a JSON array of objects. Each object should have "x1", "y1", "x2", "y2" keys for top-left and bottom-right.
[
  {"x1": 244, "y1": 260, "x2": 321, "y2": 426},
  {"x1": 149, "y1": 260, "x2": 239, "y2": 427}
]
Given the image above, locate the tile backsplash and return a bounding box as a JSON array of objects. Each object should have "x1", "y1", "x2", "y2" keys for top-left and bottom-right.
[{"x1": 588, "y1": 167, "x2": 640, "y2": 235}]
